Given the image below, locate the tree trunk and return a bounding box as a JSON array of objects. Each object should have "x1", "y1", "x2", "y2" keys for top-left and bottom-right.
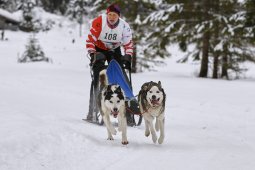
[
  {"x1": 199, "y1": 0, "x2": 210, "y2": 78},
  {"x1": 213, "y1": 53, "x2": 219, "y2": 79},
  {"x1": 212, "y1": 0, "x2": 219, "y2": 79},
  {"x1": 221, "y1": 44, "x2": 229, "y2": 79},
  {"x1": 131, "y1": 41, "x2": 137, "y2": 73},
  {"x1": 199, "y1": 30, "x2": 210, "y2": 77}
]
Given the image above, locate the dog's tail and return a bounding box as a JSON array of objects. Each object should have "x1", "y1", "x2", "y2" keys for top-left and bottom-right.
[
  {"x1": 99, "y1": 70, "x2": 108, "y2": 88},
  {"x1": 155, "y1": 118, "x2": 159, "y2": 132}
]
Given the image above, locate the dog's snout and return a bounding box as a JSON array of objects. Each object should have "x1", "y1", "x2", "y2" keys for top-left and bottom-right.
[
  {"x1": 152, "y1": 95, "x2": 156, "y2": 100},
  {"x1": 113, "y1": 108, "x2": 118, "y2": 112}
]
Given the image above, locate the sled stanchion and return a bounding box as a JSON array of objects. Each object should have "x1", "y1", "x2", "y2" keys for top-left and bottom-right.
[
  {"x1": 129, "y1": 69, "x2": 132, "y2": 91},
  {"x1": 84, "y1": 64, "x2": 104, "y2": 125}
]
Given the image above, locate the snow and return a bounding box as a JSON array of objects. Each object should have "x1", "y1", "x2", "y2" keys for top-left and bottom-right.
[
  {"x1": 215, "y1": 40, "x2": 223, "y2": 51},
  {"x1": 1, "y1": 15, "x2": 255, "y2": 170},
  {"x1": 0, "y1": 8, "x2": 20, "y2": 23},
  {"x1": 165, "y1": 22, "x2": 175, "y2": 32}
]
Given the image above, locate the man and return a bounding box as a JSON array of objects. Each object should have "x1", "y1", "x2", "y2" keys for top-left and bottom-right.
[{"x1": 86, "y1": 4, "x2": 134, "y2": 124}]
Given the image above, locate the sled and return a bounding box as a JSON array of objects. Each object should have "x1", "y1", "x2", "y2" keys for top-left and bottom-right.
[{"x1": 84, "y1": 57, "x2": 142, "y2": 126}]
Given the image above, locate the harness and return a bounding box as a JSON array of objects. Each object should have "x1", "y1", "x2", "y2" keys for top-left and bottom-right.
[{"x1": 125, "y1": 105, "x2": 148, "y2": 115}]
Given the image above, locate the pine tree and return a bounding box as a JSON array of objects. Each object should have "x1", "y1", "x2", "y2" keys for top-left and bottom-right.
[
  {"x1": 19, "y1": 0, "x2": 36, "y2": 32},
  {"x1": 18, "y1": 34, "x2": 50, "y2": 63},
  {"x1": 210, "y1": 0, "x2": 255, "y2": 79},
  {"x1": 244, "y1": 0, "x2": 255, "y2": 46},
  {"x1": 245, "y1": 0, "x2": 255, "y2": 36},
  {"x1": 0, "y1": 0, "x2": 8, "y2": 10},
  {"x1": 40, "y1": 0, "x2": 70, "y2": 14},
  {"x1": 143, "y1": 0, "x2": 174, "y2": 59},
  {"x1": 66, "y1": 0, "x2": 93, "y2": 37},
  {"x1": 145, "y1": 0, "x2": 255, "y2": 79}
]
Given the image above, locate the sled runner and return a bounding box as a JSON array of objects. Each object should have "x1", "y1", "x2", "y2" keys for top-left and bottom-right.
[{"x1": 84, "y1": 55, "x2": 142, "y2": 126}]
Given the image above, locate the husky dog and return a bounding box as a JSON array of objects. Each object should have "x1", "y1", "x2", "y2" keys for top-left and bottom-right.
[
  {"x1": 98, "y1": 72, "x2": 128, "y2": 145},
  {"x1": 138, "y1": 81, "x2": 166, "y2": 144}
]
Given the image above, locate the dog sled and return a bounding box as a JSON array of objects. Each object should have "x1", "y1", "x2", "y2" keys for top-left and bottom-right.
[{"x1": 84, "y1": 54, "x2": 142, "y2": 126}]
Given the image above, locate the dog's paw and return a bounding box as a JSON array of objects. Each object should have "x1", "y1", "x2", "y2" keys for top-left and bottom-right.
[
  {"x1": 158, "y1": 136, "x2": 164, "y2": 144},
  {"x1": 152, "y1": 135, "x2": 157, "y2": 144},
  {"x1": 122, "y1": 141, "x2": 129, "y2": 145},
  {"x1": 145, "y1": 130, "x2": 150, "y2": 137},
  {"x1": 107, "y1": 137, "x2": 114, "y2": 140}
]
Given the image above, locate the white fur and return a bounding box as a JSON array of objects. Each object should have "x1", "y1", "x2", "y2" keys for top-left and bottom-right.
[
  {"x1": 139, "y1": 85, "x2": 165, "y2": 144},
  {"x1": 99, "y1": 80, "x2": 128, "y2": 145}
]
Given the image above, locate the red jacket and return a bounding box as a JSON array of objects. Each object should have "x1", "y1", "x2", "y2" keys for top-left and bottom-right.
[{"x1": 86, "y1": 14, "x2": 133, "y2": 56}]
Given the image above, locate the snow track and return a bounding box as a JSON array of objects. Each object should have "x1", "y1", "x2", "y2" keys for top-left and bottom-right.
[{"x1": 0, "y1": 27, "x2": 255, "y2": 170}]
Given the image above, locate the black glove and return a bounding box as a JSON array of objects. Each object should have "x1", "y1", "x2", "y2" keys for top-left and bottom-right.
[
  {"x1": 89, "y1": 52, "x2": 106, "y2": 66},
  {"x1": 89, "y1": 53, "x2": 95, "y2": 66},
  {"x1": 122, "y1": 54, "x2": 132, "y2": 69}
]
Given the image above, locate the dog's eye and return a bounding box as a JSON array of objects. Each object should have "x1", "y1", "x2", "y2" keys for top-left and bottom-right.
[
  {"x1": 149, "y1": 91, "x2": 152, "y2": 93},
  {"x1": 110, "y1": 101, "x2": 113, "y2": 103},
  {"x1": 156, "y1": 91, "x2": 160, "y2": 93},
  {"x1": 117, "y1": 100, "x2": 120, "y2": 103}
]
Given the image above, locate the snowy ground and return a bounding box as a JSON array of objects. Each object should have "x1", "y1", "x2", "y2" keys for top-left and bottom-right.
[{"x1": 1, "y1": 22, "x2": 255, "y2": 170}]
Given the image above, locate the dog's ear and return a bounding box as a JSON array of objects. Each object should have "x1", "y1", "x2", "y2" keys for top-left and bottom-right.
[
  {"x1": 115, "y1": 86, "x2": 121, "y2": 93},
  {"x1": 142, "y1": 85, "x2": 148, "y2": 91},
  {"x1": 158, "y1": 81, "x2": 162, "y2": 87},
  {"x1": 107, "y1": 85, "x2": 111, "y2": 92}
]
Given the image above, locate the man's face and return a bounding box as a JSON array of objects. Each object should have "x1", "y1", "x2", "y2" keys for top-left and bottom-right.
[{"x1": 107, "y1": 12, "x2": 119, "y2": 25}]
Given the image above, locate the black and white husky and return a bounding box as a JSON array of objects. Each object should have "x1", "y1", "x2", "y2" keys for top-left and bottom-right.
[
  {"x1": 138, "y1": 81, "x2": 166, "y2": 144},
  {"x1": 98, "y1": 71, "x2": 128, "y2": 145}
]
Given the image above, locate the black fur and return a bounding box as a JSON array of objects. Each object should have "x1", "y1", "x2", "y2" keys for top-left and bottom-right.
[
  {"x1": 114, "y1": 86, "x2": 125, "y2": 100},
  {"x1": 103, "y1": 85, "x2": 124, "y2": 101},
  {"x1": 104, "y1": 85, "x2": 113, "y2": 100}
]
